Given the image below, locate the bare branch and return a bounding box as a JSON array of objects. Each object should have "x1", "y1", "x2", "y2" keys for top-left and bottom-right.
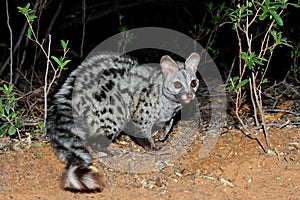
[
  {"x1": 44, "y1": 34, "x2": 52, "y2": 135},
  {"x1": 81, "y1": 0, "x2": 86, "y2": 57},
  {"x1": 5, "y1": 0, "x2": 13, "y2": 84}
]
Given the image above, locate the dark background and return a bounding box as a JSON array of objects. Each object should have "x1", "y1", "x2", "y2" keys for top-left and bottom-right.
[{"x1": 0, "y1": 0, "x2": 299, "y2": 84}]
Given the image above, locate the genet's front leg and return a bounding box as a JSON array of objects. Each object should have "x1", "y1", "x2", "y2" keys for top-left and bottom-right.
[
  {"x1": 146, "y1": 133, "x2": 161, "y2": 150},
  {"x1": 159, "y1": 118, "x2": 174, "y2": 141}
]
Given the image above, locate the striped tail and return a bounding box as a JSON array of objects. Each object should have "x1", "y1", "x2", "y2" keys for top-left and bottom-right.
[
  {"x1": 47, "y1": 85, "x2": 103, "y2": 192},
  {"x1": 63, "y1": 164, "x2": 102, "y2": 192}
]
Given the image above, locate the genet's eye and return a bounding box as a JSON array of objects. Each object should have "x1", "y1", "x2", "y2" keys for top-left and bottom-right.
[
  {"x1": 174, "y1": 81, "x2": 182, "y2": 89},
  {"x1": 190, "y1": 80, "x2": 198, "y2": 88}
]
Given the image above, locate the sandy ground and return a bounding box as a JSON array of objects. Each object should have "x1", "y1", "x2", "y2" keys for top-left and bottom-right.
[{"x1": 1, "y1": 125, "x2": 299, "y2": 200}]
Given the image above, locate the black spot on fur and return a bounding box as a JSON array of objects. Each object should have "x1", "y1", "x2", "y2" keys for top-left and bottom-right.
[
  {"x1": 95, "y1": 92, "x2": 103, "y2": 101},
  {"x1": 106, "y1": 80, "x2": 115, "y2": 90},
  {"x1": 101, "y1": 108, "x2": 107, "y2": 115}
]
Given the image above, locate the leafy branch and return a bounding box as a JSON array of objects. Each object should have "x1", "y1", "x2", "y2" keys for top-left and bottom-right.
[
  {"x1": 17, "y1": 3, "x2": 71, "y2": 93},
  {"x1": 0, "y1": 84, "x2": 23, "y2": 138},
  {"x1": 17, "y1": 3, "x2": 72, "y2": 134},
  {"x1": 226, "y1": 0, "x2": 300, "y2": 151}
]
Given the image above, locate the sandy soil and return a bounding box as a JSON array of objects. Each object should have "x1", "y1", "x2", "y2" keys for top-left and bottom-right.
[{"x1": 0, "y1": 125, "x2": 299, "y2": 200}]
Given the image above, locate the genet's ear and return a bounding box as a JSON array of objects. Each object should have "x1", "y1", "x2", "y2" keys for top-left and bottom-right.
[
  {"x1": 160, "y1": 55, "x2": 179, "y2": 77},
  {"x1": 185, "y1": 53, "x2": 200, "y2": 73}
]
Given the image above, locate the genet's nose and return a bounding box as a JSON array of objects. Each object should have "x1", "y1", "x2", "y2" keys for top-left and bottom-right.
[{"x1": 187, "y1": 92, "x2": 193, "y2": 99}]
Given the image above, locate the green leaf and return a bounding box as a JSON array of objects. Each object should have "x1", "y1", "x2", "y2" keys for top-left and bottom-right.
[
  {"x1": 259, "y1": 8, "x2": 269, "y2": 21},
  {"x1": 236, "y1": 79, "x2": 249, "y2": 89},
  {"x1": 219, "y1": 2, "x2": 227, "y2": 10},
  {"x1": 119, "y1": 26, "x2": 128, "y2": 32},
  {"x1": 30, "y1": 131, "x2": 38, "y2": 135},
  {"x1": 11, "y1": 95, "x2": 16, "y2": 103},
  {"x1": 206, "y1": 2, "x2": 214, "y2": 12},
  {"x1": 61, "y1": 40, "x2": 67, "y2": 50},
  {"x1": 247, "y1": 60, "x2": 254, "y2": 69},
  {"x1": 17, "y1": 6, "x2": 24, "y2": 12},
  {"x1": 0, "y1": 99, "x2": 3, "y2": 113},
  {"x1": 270, "y1": 4, "x2": 281, "y2": 10},
  {"x1": 225, "y1": 85, "x2": 233, "y2": 91},
  {"x1": 51, "y1": 56, "x2": 63, "y2": 66},
  {"x1": 269, "y1": 10, "x2": 283, "y2": 26},
  {"x1": 5, "y1": 84, "x2": 13, "y2": 96},
  {"x1": 15, "y1": 122, "x2": 23, "y2": 128},
  {"x1": 0, "y1": 124, "x2": 10, "y2": 136},
  {"x1": 263, "y1": 78, "x2": 269, "y2": 83},
  {"x1": 289, "y1": 3, "x2": 300, "y2": 8},
  {"x1": 253, "y1": 57, "x2": 265, "y2": 66},
  {"x1": 9, "y1": 112, "x2": 16, "y2": 120},
  {"x1": 241, "y1": 52, "x2": 248, "y2": 60},
  {"x1": 37, "y1": 121, "x2": 45, "y2": 131},
  {"x1": 258, "y1": 57, "x2": 268, "y2": 62},
  {"x1": 27, "y1": 27, "x2": 32, "y2": 38},
  {"x1": 119, "y1": 14, "x2": 125, "y2": 21},
  {"x1": 60, "y1": 60, "x2": 71, "y2": 69},
  {"x1": 8, "y1": 85, "x2": 13, "y2": 93},
  {"x1": 17, "y1": 3, "x2": 31, "y2": 15},
  {"x1": 17, "y1": 7, "x2": 26, "y2": 14},
  {"x1": 3, "y1": 84, "x2": 8, "y2": 92},
  {"x1": 5, "y1": 104, "x2": 11, "y2": 114},
  {"x1": 8, "y1": 126, "x2": 16, "y2": 136},
  {"x1": 231, "y1": 76, "x2": 239, "y2": 83},
  {"x1": 28, "y1": 15, "x2": 37, "y2": 20},
  {"x1": 25, "y1": 3, "x2": 31, "y2": 9}
]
